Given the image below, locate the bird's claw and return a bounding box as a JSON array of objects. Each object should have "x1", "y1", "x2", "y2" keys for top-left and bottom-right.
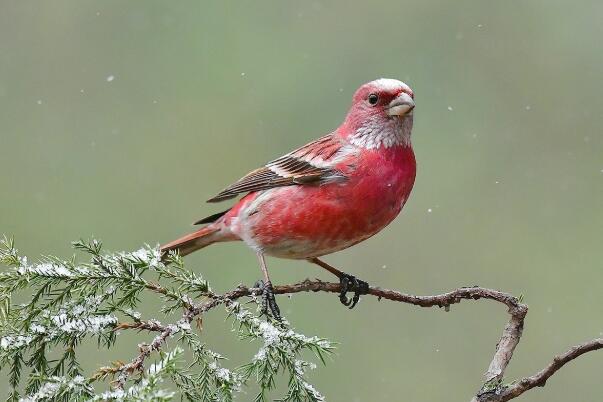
[
  {"x1": 255, "y1": 280, "x2": 281, "y2": 321},
  {"x1": 339, "y1": 274, "x2": 369, "y2": 309}
]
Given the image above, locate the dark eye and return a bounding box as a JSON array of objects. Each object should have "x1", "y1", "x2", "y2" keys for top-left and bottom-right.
[{"x1": 368, "y1": 93, "x2": 379, "y2": 105}]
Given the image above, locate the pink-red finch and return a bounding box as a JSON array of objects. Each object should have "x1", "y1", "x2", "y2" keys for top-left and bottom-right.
[{"x1": 162, "y1": 78, "x2": 416, "y2": 318}]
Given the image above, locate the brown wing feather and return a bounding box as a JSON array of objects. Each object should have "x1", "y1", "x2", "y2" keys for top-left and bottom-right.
[{"x1": 207, "y1": 134, "x2": 348, "y2": 203}]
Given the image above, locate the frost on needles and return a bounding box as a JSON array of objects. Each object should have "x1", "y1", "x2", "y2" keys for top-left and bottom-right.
[{"x1": 0, "y1": 237, "x2": 333, "y2": 402}]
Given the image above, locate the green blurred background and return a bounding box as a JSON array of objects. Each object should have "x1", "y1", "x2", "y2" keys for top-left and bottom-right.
[{"x1": 1, "y1": 1, "x2": 602, "y2": 400}]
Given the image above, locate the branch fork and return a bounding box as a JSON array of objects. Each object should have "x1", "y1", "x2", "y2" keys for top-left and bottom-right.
[{"x1": 115, "y1": 279, "x2": 602, "y2": 401}]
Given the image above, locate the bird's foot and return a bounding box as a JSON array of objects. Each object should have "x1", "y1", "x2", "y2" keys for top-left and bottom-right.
[
  {"x1": 339, "y1": 273, "x2": 369, "y2": 309},
  {"x1": 254, "y1": 280, "x2": 281, "y2": 321}
]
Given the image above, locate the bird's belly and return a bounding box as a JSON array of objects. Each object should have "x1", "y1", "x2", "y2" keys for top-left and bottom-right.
[{"x1": 234, "y1": 172, "x2": 413, "y2": 259}]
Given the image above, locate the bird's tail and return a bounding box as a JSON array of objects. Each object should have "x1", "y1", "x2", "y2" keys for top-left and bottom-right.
[{"x1": 160, "y1": 225, "x2": 220, "y2": 258}]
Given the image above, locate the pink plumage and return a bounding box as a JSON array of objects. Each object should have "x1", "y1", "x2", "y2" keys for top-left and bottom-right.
[{"x1": 161, "y1": 78, "x2": 416, "y2": 315}]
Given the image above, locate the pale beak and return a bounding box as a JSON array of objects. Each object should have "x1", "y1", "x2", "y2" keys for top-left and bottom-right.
[{"x1": 387, "y1": 92, "x2": 415, "y2": 116}]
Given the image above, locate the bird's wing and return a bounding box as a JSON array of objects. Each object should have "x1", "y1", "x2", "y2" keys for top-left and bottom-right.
[{"x1": 207, "y1": 133, "x2": 350, "y2": 203}]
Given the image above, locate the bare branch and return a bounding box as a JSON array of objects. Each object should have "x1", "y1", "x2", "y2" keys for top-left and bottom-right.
[
  {"x1": 475, "y1": 338, "x2": 603, "y2": 401},
  {"x1": 113, "y1": 320, "x2": 166, "y2": 333},
  {"x1": 112, "y1": 278, "x2": 602, "y2": 401}
]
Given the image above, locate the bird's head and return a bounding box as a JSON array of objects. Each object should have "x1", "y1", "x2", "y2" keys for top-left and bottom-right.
[{"x1": 341, "y1": 78, "x2": 415, "y2": 149}]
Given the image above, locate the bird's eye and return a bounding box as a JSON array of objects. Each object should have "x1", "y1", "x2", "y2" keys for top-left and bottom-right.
[{"x1": 368, "y1": 93, "x2": 379, "y2": 105}]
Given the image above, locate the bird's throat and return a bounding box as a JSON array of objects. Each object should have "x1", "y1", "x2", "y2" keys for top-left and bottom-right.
[{"x1": 348, "y1": 115, "x2": 413, "y2": 150}]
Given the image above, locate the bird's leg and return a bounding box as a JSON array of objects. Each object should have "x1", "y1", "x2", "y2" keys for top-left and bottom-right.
[
  {"x1": 308, "y1": 257, "x2": 369, "y2": 309},
  {"x1": 255, "y1": 252, "x2": 281, "y2": 320}
]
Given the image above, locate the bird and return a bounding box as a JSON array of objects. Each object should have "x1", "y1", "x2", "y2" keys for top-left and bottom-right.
[{"x1": 161, "y1": 78, "x2": 416, "y2": 319}]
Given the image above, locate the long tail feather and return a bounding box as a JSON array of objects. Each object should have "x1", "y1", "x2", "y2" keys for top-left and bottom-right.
[{"x1": 160, "y1": 226, "x2": 220, "y2": 258}]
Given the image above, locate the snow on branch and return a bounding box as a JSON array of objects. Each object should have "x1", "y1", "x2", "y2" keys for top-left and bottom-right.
[
  {"x1": 1, "y1": 236, "x2": 601, "y2": 401},
  {"x1": 0, "y1": 237, "x2": 331, "y2": 402}
]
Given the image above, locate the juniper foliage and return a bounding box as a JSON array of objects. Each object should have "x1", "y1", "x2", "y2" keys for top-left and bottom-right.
[{"x1": 0, "y1": 237, "x2": 333, "y2": 402}]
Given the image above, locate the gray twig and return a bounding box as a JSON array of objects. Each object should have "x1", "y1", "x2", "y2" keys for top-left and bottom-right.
[{"x1": 116, "y1": 278, "x2": 602, "y2": 401}]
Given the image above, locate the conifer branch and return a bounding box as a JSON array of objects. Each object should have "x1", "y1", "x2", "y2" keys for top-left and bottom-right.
[{"x1": 1, "y1": 237, "x2": 601, "y2": 401}]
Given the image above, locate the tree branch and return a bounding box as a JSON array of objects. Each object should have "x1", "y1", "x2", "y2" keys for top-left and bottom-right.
[
  {"x1": 475, "y1": 338, "x2": 603, "y2": 401},
  {"x1": 115, "y1": 278, "x2": 602, "y2": 401},
  {"x1": 113, "y1": 307, "x2": 198, "y2": 389}
]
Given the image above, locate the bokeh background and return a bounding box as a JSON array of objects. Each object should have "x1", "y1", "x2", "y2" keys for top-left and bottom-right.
[{"x1": 1, "y1": 1, "x2": 602, "y2": 401}]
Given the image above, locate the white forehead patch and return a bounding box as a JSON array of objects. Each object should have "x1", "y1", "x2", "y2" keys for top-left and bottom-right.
[{"x1": 372, "y1": 78, "x2": 408, "y2": 92}]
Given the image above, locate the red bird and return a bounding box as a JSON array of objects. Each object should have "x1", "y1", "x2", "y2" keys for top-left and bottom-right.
[{"x1": 161, "y1": 78, "x2": 416, "y2": 318}]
